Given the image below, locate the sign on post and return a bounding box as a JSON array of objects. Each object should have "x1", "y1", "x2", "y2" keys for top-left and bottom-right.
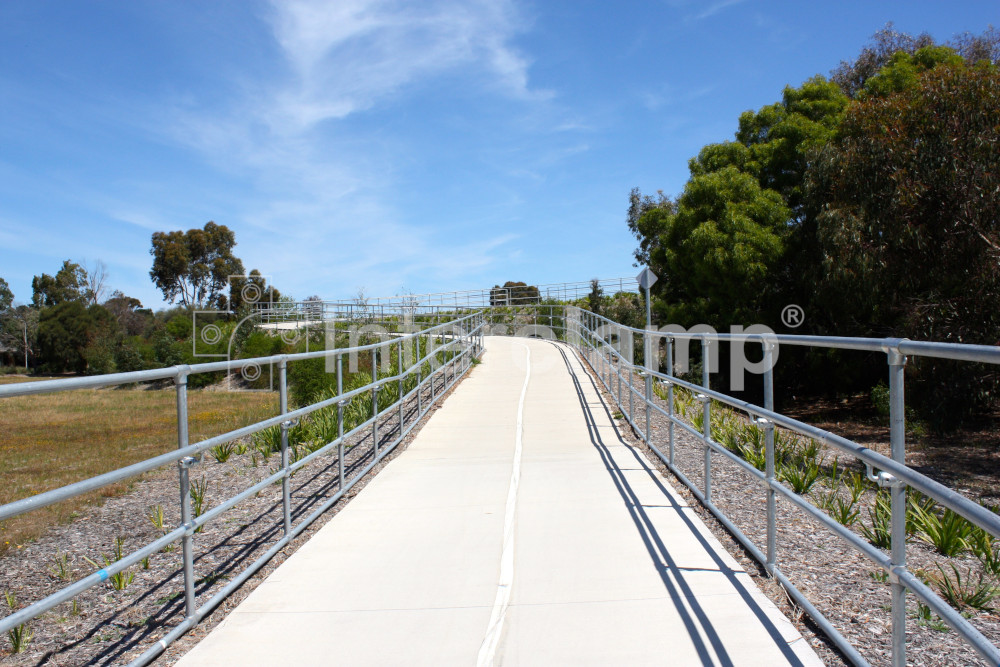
[{"x1": 636, "y1": 267, "x2": 658, "y2": 290}]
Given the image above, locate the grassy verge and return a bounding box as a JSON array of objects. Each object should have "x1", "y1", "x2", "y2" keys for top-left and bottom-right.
[{"x1": 0, "y1": 387, "x2": 278, "y2": 555}]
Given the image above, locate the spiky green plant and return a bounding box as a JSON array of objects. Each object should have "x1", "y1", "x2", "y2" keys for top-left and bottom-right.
[
  {"x1": 928, "y1": 563, "x2": 998, "y2": 612},
  {"x1": 190, "y1": 478, "x2": 209, "y2": 533},
  {"x1": 860, "y1": 491, "x2": 893, "y2": 549},
  {"x1": 83, "y1": 537, "x2": 134, "y2": 591},
  {"x1": 779, "y1": 459, "x2": 821, "y2": 495},
  {"x1": 48, "y1": 551, "x2": 72, "y2": 581},
  {"x1": 147, "y1": 504, "x2": 167, "y2": 532},
  {"x1": 209, "y1": 441, "x2": 237, "y2": 463},
  {"x1": 910, "y1": 501, "x2": 973, "y2": 557},
  {"x1": 830, "y1": 495, "x2": 860, "y2": 527},
  {"x1": 846, "y1": 470, "x2": 869, "y2": 504}
]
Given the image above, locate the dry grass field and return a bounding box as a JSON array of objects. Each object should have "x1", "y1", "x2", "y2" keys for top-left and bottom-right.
[{"x1": 0, "y1": 385, "x2": 278, "y2": 555}]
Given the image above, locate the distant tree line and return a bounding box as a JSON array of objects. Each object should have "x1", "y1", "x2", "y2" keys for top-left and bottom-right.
[
  {"x1": 0, "y1": 221, "x2": 288, "y2": 380},
  {"x1": 628, "y1": 26, "x2": 1000, "y2": 427},
  {"x1": 490, "y1": 281, "x2": 540, "y2": 305}
]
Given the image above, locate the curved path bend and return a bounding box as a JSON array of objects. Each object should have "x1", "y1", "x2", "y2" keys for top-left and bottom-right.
[{"x1": 176, "y1": 336, "x2": 822, "y2": 667}]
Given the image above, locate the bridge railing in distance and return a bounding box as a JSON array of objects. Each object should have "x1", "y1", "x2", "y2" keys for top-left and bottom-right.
[
  {"x1": 548, "y1": 305, "x2": 1000, "y2": 667},
  {"x1": 0, "y1": 311, "x2": 485, "y2": 666},
  {"x1": 253, "y1": 276, "x2": 638, "y2": 321}
]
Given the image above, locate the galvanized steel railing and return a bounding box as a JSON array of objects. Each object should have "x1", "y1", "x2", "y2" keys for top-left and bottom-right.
[
  {"x1": 5, "y1": 302, "x2": 1000, "y2": 666},
  {"x1": 0, "y1": 311, "x2": 485, "y2": 665},
  {"x1": 256, "y1": 277, "x2": 637, "y2": 322},
  {"x1": 562, "y1": 306, "x2": 1000, "y2": 667}
]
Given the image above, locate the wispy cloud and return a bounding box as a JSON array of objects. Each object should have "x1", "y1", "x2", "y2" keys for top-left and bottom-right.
[
  {"x1": 137, "y1": 0, "x2": 548, "y2": 299},
  {"x1": 693, "y1": 0, "x2": 748, "y2": 21},
  {"x1": 265, "y1": 0, "x2": 547, "y2": 132}
]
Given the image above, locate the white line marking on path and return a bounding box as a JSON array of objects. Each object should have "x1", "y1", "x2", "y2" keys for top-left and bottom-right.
[{"x1": 477, "y1": 342, "x2": 531, "y2": 667}]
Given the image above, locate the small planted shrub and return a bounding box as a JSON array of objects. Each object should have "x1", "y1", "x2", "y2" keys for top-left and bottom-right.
[
  {"x1": 927, "y1": 563, "x2": 998, "y2": 612},
  {"x1": 210, "y1": 441, "x2": 237, "y2": 463},
  {"x1": 910, "y1": 501, "x2": 973, "y2": 557},
  {"x1": 48, "y1": 551, "x2": 72, "y2": 581},
  {"x1": 860, "y1": 491, "x2": 893, "y2": 549},
  {"x1": 5, "y1": 591, "x2": 33, "y2": 654},
  {"x1": 830, "y1": 495, "x2": 860, "y2": 527},
  {"x1": 83, "y1": 536, "x2": 134, "y2": 591},
  {"x1": 779, "y1": 459, "x2": 821, "y2": 495},
  {"x1": 190, "y1": 478, "x2": 209, "y2": 533}
]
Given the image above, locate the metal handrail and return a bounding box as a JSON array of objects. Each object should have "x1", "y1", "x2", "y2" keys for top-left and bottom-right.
[
  {"x1": 0, "y1": 311, "x2": 486, "y2": 666},
  {"x1": 6, "y1": 302, "x2": 1000, "y2": 666},
  {"x1": 562, "y1": 305, "x2": 1000, "y2": 667}
]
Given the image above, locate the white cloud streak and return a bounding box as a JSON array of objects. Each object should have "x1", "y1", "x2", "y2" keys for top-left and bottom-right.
[{"x1": 145, "y1": 0, "x2": 544, "y2": 300}]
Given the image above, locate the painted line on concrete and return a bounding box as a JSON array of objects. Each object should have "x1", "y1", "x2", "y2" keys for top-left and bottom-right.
[{"x1": 476, "y1": 342, "x2": 530, "y2": 667}]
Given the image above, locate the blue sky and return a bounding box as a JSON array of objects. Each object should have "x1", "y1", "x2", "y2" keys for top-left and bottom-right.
[{"x1": 1, "y1": 1, "x2": 996, "y2": 309}]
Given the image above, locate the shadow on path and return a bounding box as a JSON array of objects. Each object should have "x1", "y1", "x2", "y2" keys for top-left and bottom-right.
[{"x1": 547, "y1": 341, "x2": 805, "y2": 667}]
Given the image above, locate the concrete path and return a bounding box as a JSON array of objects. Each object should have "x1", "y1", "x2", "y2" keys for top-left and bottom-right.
[{"x1": 176, "y1": 337, "x2": 822, "y2": 667}]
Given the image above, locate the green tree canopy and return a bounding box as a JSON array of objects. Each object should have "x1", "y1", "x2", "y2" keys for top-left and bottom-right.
[
  {"x1": 149, "y1": 221, "x2": 244, "y2": 308},
  {"x1": 37, "y1": 302, "x2": 116, "y2": 373},
  {"x1": 647, "y1": 166, "x2": 789, "y2": 325},
  {"x1": 814, "y1": 59, "x2": 1000, "y2": 342},
  {"x1": 0, "y1": 277, "x2": 13, "y2": 312},
  {"x1": 31, "y1": 260, "x2": 88, "y2": 307},
  {"x1": 227, "y1": 269, "x2": 283, "y2": 312},
  {"x1": 490, "y1": 281, "x2": 540, "y2": 305}
]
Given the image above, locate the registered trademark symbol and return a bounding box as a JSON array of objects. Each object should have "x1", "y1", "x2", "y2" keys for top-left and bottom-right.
[{"x1": 781, "y1": 304, "x2": 804, "y2": 328}]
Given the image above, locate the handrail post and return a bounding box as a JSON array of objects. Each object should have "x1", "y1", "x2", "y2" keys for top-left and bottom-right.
[
  {"x1": 278, "y1": 359, "x2": 291, "y2": 536},
  {"x1": 701, "y1": 338, "x2": 712, "y2": 504},
  {"x1": 372, "y1": 348, "x2": 379, "y2": 460},
  {"x1": 763, "y1": 341, "x2": 777, "y2": 575},
  {"x1": 617, "y1": 329, "x2": 622, "y2": 404},
  {"x1": 643, "y1": 329, "x2": 653, "y2": 444},
  {"x1": 178, "y1": 456, "x2": 197, "y2": 619},
  {"x1": 417, "y1": 336, "x2": 423, "y2": 415},
  {"x1": 398, "y1": 339, "x2": 404, "y2": 433},
  {"x1": 174, "y1": 369, "x2": 196, "y2": 619},
  {"x1": 666, "y1": 337, "x2": 675, "y2": 466},
  {"x1": 628, "y1": 354, "x2": 635, "y2": 424},
  {"x1": 888, "y1": 345, "x2": 908, "y2": 667},
  {"x1": 337, "y1": 354, "x2": 346, "y2": 490}
]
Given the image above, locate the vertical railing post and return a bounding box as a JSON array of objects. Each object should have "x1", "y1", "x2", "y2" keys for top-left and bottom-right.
[
  {"x1": 372, "y1": 348, "x2": 379, "y2": 459},
  {"x1": 888, "y1": 344, "x2": 908, "y2": 667},
  {"x1": 643, "y1": 328, "x2": 654, "y2": 444},
  {"x1": 337, "y1": 354, "x2": 346, "y2": 490},
  {"x1": 278, "y1": 359, "x2": 291, "y2": 536},
  {"x1": 628, "y1": 352, "x2": 634, "y2": 424},
  {"x1": 174, "y1": 368, "x2": 196, "y2": 619},
  {"x1": 763, "y1": 341, "x2": 777, "y2": 575},
  {"x1": 178, "y1": 456, "x2": 196, "y2": 619},
  {"x1": 666, "y1": 337, "x2": 675, "y2": 466},
  {"x1": 616, "y1": 329, "x2": 622, "y2": 405},
  {"x1": 398, "y1": 339, "x2": 404, "y2": 434},
  {"x1": 701, "y1": 338, "x2": 712, "y2": 504},
  {"x1": 417, "y1": 336, "x2": 423, "y2": 415}
]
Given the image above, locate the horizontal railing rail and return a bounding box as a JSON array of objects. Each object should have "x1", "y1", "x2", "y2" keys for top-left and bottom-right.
[
  {"x1": 6, "y1": 301, "x2": 1000, "y2": 666},
  {"x1": 0, "y1": 312, "x2": 485, "y2": 665}
]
